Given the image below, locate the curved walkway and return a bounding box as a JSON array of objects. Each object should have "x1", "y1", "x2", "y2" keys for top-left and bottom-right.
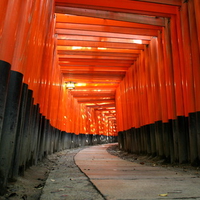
[{"x1": 75, "y1": 143, "x2": 200, "y2": 200}]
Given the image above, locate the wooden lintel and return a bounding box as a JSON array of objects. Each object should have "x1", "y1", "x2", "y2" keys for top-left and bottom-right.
[{"x1": 55, "y1": 7, "x2": 165, "y2": 26}]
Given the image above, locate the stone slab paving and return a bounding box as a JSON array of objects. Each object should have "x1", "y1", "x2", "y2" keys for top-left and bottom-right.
[{"x1": 75, "y1": 144, "x2": 200, "y2": 200}]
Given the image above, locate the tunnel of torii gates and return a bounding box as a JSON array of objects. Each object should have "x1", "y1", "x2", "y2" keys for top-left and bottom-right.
[{"x1": 0, "y1": 0, "x2": 200, "y2": 193}]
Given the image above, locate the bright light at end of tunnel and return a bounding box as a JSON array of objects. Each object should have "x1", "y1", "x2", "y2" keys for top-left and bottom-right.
[
  {"x1": 72, "y1": 46, "x2": 92, "y2": 50},
  {"x1": 97, "y1": 47, "x2": 107, "y2": 50},
  {"x1": 132, "y1": 40, "x2": 142, "y2": 44},
  {"x1": 76, "y1": 83, "x2": 87, "y2": 86}
]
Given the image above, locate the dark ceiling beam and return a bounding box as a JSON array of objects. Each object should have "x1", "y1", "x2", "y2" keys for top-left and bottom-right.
[
  {"x1": 135, "y1": 0, "x2": 181, "y2": 6},
  {"x1": 56, "y1": 14, "x2": 162, "y2": 30},
  {"x1": 55, "y1": 7, "x2": 165, "y2": 26},
  {"x1": 55, "y1": 0, "x2": 178, "y2": 16}
]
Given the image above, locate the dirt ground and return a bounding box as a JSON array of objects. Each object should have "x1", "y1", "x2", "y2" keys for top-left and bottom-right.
[
  {"x1": 1, "y1": 143, "x2": 200, "y2": 200},
  {"x1": 0, "y1": 146, "x2": 104, "y2": 200},
  {"x1": 106, "y1": 144, "x2": 200, "y2": 177},
  {"x1": 0, "y1": 155, "x2": 54, "y2": 200}
]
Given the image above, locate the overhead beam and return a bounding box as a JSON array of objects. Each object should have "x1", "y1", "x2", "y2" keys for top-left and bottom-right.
[
  {"x1": 56, "y1": 25, "x2": 159, "y2": 36},
  {"x1": 64, "y1": 78, "x2": 121, "y2": 83},
  {"x1": 87, "y1": 104, "x2": 116, "y2": 108},
  {"x1": 55, "y1": 29, "x2": 156, "y2": 39},
  {"x1": 78, "y1": 99, "x2": 115, "y2": 103},
  {"x1": 57, "y1": 40, "x2": 145, "y2": 50},
  {"x1": 95, "y1": 108, "x2": 116, "y2": 111},
  {"x1": 135, "y1": 0, "x2": 181, "y2": 6},
  {"x1": 57, "y1": 34, "x2": 152, "y2": 41},
  {"x1": 57, "y1": 35, "x2": 150, "y2": 44},
  {"x1": 57, "y1": 47, "x2": 143, "y2": 54},
  {"x1": 63, "y1": 71, "x2": 125, "y2": 75},
  {"x1": 59, "y1": 62, "x2": 132, "y2": 67},
  {"x1": 58, "y1": 51, "x2": 140, "y2": 57},
  {"x1": 59, "y1": 55, "x2": 137, "y2": 60},
  {"x1": 61, "y1": 67, "x2": 128, "y2": 72},
  {"x1": 73, "y1": 94, "x2": 115, "y2": 98},
  {"x1": 59, "y1": 58, "x2": 133, "y2": 64},
  {"x1": 55, "y1": 7, "x2": 165, "y2": 26},
  {"x1": 55, "y1": 0, "x2": 178, "y2": 16}
]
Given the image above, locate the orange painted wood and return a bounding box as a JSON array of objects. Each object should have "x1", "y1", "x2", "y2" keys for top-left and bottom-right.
[
  {"x1": 56, "y1": 7, "x2": 165, "y2": 26},
  {"x1": 56, "y1": 15, "x2": 162, "y2": 30},
  {"x1": 170, "y1": 16, "x2": 184, "y2": 116},
  {"x1": 175, "y1": 9, "x2": 189, "y2": 117},
  {"x1": 0, "y1": 0, "x2": 23, "y2": 64},
  {"x1": 180, "y1": 3, "x2": 195, "y2": 114},
  {"x1": 55, "y1": 29, "x2": 157, "y2": 39},
  {"x1": 157, "y1": 31, "x2": 169, "y2": 122},
  {"x1": 56, "y1": 25, "x2": 158, "y2": 37},
  {"x1": 57, "y1": 36, "x2": 150, "y2": 45},
  {"x1": 55, "y1": 0, "x2": 178, "y2": 16},
  {"x1": 146, "y1": 46, "x2": 154, "y2": 124},
  {"x1": 133, "y1": 0, "x2": 181, "y2": 6},
  {"x1": 188, "y1": 0, "x2": 200, "y2": 112},
  {"x1": 193, "y1": 0, "x2": 200, "y2": 52},
  {"x1": 0, "y1": 0, "x2": 9, "y2": 42},
  {"x1": 162, "y1": 20, "x2": 176, "y2": 120},
  {"x1": 57, "y1": 40, "x2": 145, "y2": 50},
  {"x1": 149, "y1": 37, "x2": 162, "y2": 122},
  {"x1": 11, "y1": 1, "x2": 35, "y2": 73},
  {"x1": 57, "y1": 34, "x2": 152, "y2": 42}
]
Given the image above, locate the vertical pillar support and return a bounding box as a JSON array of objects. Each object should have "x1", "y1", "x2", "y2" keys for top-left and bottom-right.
[
  {"x1": 0, "y1": 61, "x2": 10, "y2": 140},
  {"x1": 0, "y1": 71, "x2": 23, "y2": 194}
]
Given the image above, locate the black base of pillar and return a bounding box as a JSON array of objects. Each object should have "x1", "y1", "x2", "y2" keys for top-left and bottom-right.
[
  {"x1": 0, "y1": 71, "x2": 23, "y2": 193},
  {"x1": 0, "y1": 60, "x2": 11, "y2": 142}
]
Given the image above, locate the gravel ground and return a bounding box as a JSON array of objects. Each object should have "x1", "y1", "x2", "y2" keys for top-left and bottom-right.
[
  {"x1": 0, "y1": 146, "x2": 104, "y2": 200},
  {"x1": 40, "y1": 147, "x2": 104, "y2": 200}
]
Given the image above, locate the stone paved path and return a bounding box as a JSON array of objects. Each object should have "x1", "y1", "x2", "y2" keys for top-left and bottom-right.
[{"x1": 75, "y1": 143, "x2": 200, "y2": 200}]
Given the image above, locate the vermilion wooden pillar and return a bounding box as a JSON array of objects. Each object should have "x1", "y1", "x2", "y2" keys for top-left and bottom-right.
[
  {"x1": 157, "y1": 30, "x2": 171, "y2": 160},
  {"x1": 162, "y1": 20, "x2": 176, "y2": 121},
  {"x1": 150, "y1": 37, "x2": 164, "y2": 157},
  {"x1": 0, "y1": 1, "x2": 9, "y2": 39},
  {"x1": 157, "y1": 31, "x2": 168, "y2": 123},
  {"x1": 180, "y1": 1, "x2": 197, "y2": 164},
  {"x1": 0, "y1": 0, "x2": 22, "y2": 63},
  {"x1": 188, "y1": 0, "x2": 200, "y2": 113},
  {"x1": 180, "y1": 2, "x2": 195, "y2": 116},
  {"x1": 162, "y1": 19, "x2": 176, "y2": 163},
  {"x1": 129, "y1": 67, "x2": 135, "y2": 127},
  {"x1": 170, "y1": 16, "x2": 185, "y2": 117},
  {"x1": 171, "y1": 14, "x2": 190, "y2": 164},
  {"x1": 188, "y1": 0, "x2": 200, "y2": 164},
  {"x1": 193, "y1": 0, "x2": 200, "y2": 53},
  {"x1": 11, "y1": 0, "x2": 35, "y2": 74}
]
